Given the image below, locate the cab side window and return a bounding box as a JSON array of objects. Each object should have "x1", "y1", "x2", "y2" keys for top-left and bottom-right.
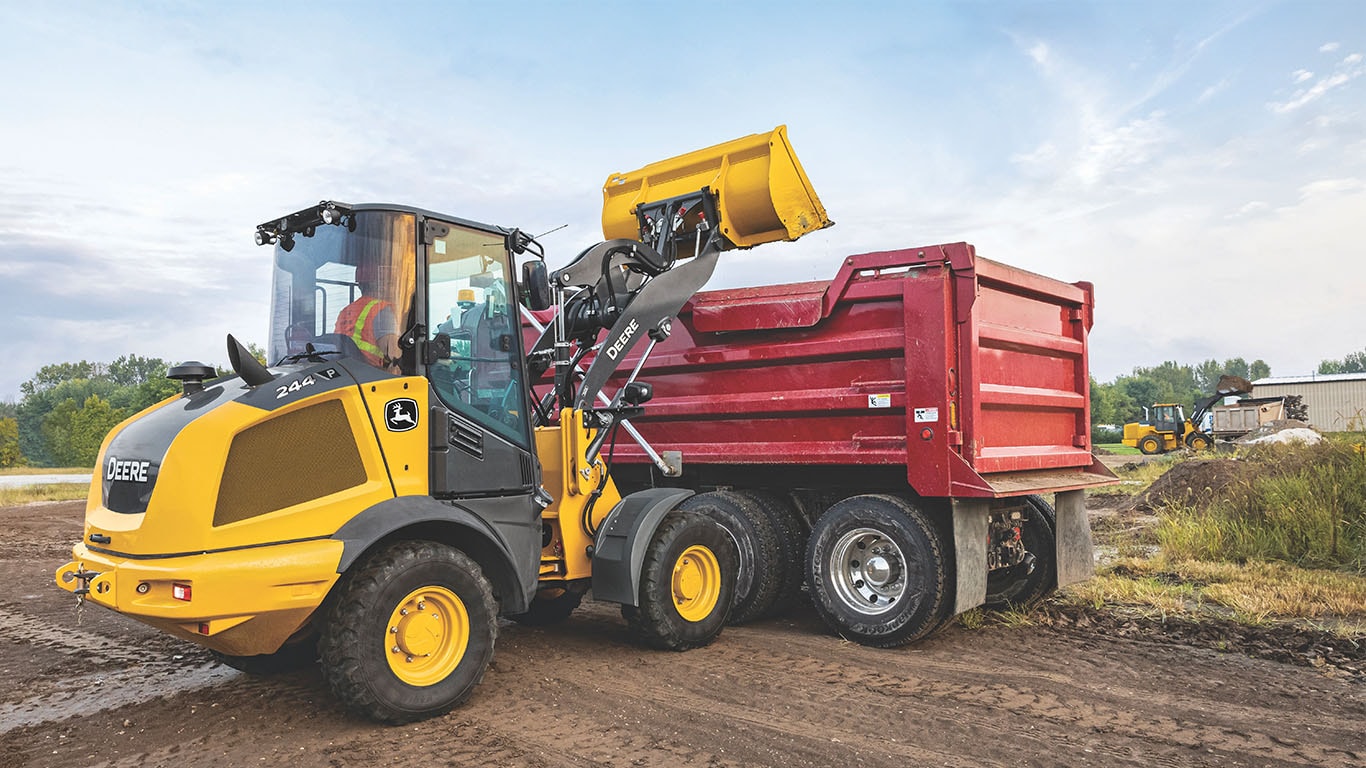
[{"x1": 427, "y1": 226, "x2": 528, "y2": 446}]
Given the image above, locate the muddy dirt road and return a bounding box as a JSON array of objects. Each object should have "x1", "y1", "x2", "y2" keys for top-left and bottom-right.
[{"x1": 2, "y1": 502, "x2": 1362, "y2": 768}]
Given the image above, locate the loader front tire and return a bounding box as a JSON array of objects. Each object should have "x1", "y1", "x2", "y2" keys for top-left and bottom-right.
[
  {"x1": 319, "y1": 541, "x2": 497, "y2": 724},
  {"x1": 625, "y1": 510, "x2": 737, "y2": 651}
]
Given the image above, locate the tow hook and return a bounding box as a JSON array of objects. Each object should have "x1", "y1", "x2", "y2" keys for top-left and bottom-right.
[{"x1": 62, "y1": 567, "x2": 101, "y2": 602}]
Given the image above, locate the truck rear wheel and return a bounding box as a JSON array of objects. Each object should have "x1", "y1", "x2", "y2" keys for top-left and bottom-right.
[
  {"x1": 984, "y1": 495, "x2": 1057, "y2": 610},
  {"x1": 734, "y1": 489, "x2": 808, "y2": 616},
  {"x1": 624, "y1": 510, "x2": 737, "y2": 650},
  {"x1": 680, "y1": 490, "x2": 784, "y2": 624},
  {"x1": 806, "y1": 495, "x2": 946, "y2": 648},
  {"x1": 1138, "y1": 434, "x2": 1164, "y2": 455},
  {"x1": 319, "y1": 541, "x2": 497, "y2": 723}
]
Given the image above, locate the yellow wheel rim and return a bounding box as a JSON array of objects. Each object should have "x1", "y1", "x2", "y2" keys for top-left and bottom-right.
[
  {"x1": 384, "y1": 585, "x2": 469, "y2": 687},
  {"x1": 672, "y1": 545, "x2": 722, "y2": 622}
]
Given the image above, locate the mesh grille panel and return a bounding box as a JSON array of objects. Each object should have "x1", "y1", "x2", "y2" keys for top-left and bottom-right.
[{"x1": 214, "y1": 400, "x2": 367, "y2": 526}]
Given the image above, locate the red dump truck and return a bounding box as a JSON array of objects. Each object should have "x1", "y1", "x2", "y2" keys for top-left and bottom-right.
[{"x1": 536, "y1": 241, "x2": 1116, "y2": 646}]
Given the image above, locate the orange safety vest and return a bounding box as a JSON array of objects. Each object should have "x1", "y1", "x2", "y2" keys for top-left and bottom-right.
[{"x1": 334, "y1": 296, "x2": 392, "y2": 366}]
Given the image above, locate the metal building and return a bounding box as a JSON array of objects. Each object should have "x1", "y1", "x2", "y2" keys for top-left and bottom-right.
[{"x1": 1252, "y1": 373, "x2": 1366, "y2": 432}]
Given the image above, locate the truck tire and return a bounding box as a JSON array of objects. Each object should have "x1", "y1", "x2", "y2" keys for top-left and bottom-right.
[
  {"x1": 623, "y1": 510, "x2": 737, "y2": 650},
  {"x1": 680, "y1": 491, "x2": 784, "y2": 624},
  {"x1": 1185, "y1": 432, "x2": 1211, "y2": 451},
  {"x1": 734, "y1": 489, "x2": 808, "y2": 615},
  {"x1": 805, "y1": 495, "x2": 946, "y2": 648},
  {"x1": 319, "y1": 540, "x2": 497, "y2": 724},
  {"x1": 508, "y1": 585, "x2": 586, "y2": 627},
  {"x1": 1138, "y1": 434, "x2": 1164, "y2": 455},
  {"x1": 211, "y1": 634, "x2": 317, "y2": 675},
  {"x1": 984, "y1": 495, "x2": 1057, "y2": 610}
]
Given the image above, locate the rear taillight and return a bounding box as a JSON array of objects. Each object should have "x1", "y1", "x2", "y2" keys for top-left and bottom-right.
[{"x1": 172, "y1": 583, "x2": 192, "y2": 601}]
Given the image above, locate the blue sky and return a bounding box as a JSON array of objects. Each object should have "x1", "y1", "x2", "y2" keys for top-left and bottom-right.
[{"x1": 1, "y1": 1, "x2": 1363, "y2": 400}]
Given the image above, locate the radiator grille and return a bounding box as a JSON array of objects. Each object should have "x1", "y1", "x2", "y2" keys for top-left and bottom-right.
[{"x1": 214, "y1": 399, "x2": 366, "y2": 526}]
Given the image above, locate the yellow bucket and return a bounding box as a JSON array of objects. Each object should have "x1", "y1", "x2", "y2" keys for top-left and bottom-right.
[{"x1": 602, "y1": 125, "x2": 832, "y2": 250}]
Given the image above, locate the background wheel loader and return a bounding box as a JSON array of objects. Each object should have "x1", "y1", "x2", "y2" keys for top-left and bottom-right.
[
  {"x1": 57, "y1": 127, "x2": 831, "y2": 723},
  {"x1": 1121, "y1": 374, "x2": 1253, "y2": 455}
]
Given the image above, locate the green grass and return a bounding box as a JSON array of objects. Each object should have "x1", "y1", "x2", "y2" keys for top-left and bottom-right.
[
  {"x1": 0, "y1": 466, "x2": 93, "y2": 476},
  {"x1": 0, "y1": 483, "x2": 90, "y2": 506},
  {"x1": 1154, "y1": 441, "x2": 1366, "y2": 573},
  {"x1": 1098, "y1": 443, "x2": 1141, "y2": 455}
]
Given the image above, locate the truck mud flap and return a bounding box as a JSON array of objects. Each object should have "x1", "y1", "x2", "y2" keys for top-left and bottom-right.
[
  {"x1": 951, "y1": 499, "x2": 990, "y2": 614},
  {"x1": 1053, "y1": 489, "x2": 1094, "y2": 588}
]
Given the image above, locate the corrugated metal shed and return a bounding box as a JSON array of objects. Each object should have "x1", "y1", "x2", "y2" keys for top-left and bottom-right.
[{"x1": 1252, "y1": 372, "x2": 1366, "y2": 432}]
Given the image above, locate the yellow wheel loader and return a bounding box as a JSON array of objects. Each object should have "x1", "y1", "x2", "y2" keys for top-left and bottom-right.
[
  {"x1": 1121, "y1": 375, "x2": 1252, "y2": 455},
  {"x1": 57, "y1": 127, "x2": 832, "y2": 723}
]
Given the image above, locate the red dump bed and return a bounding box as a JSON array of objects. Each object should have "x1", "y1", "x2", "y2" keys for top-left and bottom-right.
[{"x1": 587, "y1": 243, "x2": 1114, "y2": 498}]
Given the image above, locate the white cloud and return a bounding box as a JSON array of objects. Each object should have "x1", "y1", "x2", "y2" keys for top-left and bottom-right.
[
  {"x1": 1320, "y1": 42, "x2": 1340, "y2": 53},
  {"x1": 1270, "y1": 54, "x2": 1365, "y2": 113},
  {"x1": 1293, "y1": 69, "x2": 1314, "y2": 83},
  {"x1": 1198, "y1": 78, "x2": 1230, "y2": 103}
]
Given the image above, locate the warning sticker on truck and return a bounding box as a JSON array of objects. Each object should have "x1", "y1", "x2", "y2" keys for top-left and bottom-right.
[
  {"x1": 914, "y1": 407, "x2": 939, "y2": 423},
  {"x1": 868, "y1": 394, "x2": 891, "y2": 409}
]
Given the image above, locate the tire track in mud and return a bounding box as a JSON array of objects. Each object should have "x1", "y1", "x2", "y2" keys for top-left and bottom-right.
[{"x1": 0, "y1": 605, "x2": 238, "y2": 734}]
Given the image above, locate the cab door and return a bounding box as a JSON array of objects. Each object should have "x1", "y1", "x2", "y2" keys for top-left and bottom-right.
[{"x1": 420, "y1": 219, "x2": 541, "y2": 594}]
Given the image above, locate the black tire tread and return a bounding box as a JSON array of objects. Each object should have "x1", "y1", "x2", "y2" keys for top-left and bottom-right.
[
  {"x1": 318, "y1": 540, "x2": 497, "y2": 724},
  {"x1": 805, "y1": 494, "x2": 946, "y2": 648},
  {"x1": 625, "y1": 510, "x2": 736, "y2": 651}
]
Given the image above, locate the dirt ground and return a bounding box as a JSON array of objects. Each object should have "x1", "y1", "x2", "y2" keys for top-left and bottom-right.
[{"x1": 2, "y1": 501, "x2": 1363, "y2": 768}]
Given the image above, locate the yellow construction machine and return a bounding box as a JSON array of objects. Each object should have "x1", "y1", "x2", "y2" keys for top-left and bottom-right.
[
  {"x1": 1121, "y1": 375, "x2": 1252, "y2": 455},
  {"x1": 57, "y1": 127, "x2": 831, "y2": 722}
]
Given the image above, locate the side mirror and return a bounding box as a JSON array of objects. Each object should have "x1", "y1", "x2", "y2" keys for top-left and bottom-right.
[{"x1": 521, "y1": 260, "x2": 552, "y2": 311}]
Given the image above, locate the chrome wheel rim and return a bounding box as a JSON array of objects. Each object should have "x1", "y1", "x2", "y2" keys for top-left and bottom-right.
[{"x1": 829, "y1": 527, "x2": 905, "y2": 616}]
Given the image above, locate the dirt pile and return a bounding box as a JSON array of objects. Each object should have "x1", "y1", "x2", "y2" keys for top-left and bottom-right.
[
  {"x1": 1125, "y1": 459, "x2": 1256, "y2": 512},
  {"x1": 1236, "y1": 419, "x2": 1323, "y2": 446}
]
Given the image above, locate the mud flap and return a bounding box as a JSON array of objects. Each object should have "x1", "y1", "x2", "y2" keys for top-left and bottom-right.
[
  {"x1": 951, "y1": 498, "x2": 990, "y2": 614},
  {"x1": 1053, "y1": 489, "x2": 1094, "y2": 588},
  {"x1": 591, "y1": 488, "x2": 695, "y2": 606}
]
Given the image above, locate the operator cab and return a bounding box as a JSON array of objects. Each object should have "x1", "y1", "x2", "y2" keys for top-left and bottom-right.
[
  {"x1": 1151, "y1": 404, "x2": 1185, "y2": 436},
  {"x1": 260, "y1": 201, "x2": 543, "y2": 495}
]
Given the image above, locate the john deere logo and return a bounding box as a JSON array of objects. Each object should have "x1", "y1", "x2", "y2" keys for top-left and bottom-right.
[{"x1": 384, "y1": 398, "x2": 419, "y2": 432}]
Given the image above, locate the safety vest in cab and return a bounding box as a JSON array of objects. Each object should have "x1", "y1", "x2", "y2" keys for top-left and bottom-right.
[{"x1": 334, "y1": 297, "x2": 392, "y2": 366}]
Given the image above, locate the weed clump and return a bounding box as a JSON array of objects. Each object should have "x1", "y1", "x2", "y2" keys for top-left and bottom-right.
[{"x1": 1155, "y1": 441, "x2": 1366, "y2": 573}]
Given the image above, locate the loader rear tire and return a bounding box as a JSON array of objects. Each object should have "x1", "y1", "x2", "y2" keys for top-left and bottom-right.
[
  {"x1": 624, "y1": 510, "x2": 737, "y2": 651},
  {"x1": 984, "y1": 495, "x2": 1057, "y2": 611},
  {"x1": 319, "y1": 541, "x2": 497, "y2": 724},
  {"x1": 1138, "y1": 435, "x2": 1164, "y2": 455},
  {"x1": 806, "y1": 495, "x2": 946, "y2": 648},
  {"x1": 680, "y1": 491, "x2": 783, "y2": 624}
]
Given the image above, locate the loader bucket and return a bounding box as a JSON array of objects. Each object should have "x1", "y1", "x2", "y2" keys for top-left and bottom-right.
[{"x1": 602, "y1": 125, "x2": 832, "y2": 250}]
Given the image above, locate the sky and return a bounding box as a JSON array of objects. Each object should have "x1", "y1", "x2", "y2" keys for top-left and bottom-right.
[{"x1": 1, "y1": 1, "x2": 1363, "y2": 401}]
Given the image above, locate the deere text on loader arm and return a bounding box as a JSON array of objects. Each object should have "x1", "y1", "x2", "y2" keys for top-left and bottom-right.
[{"x1": 57, "y1": 127, "x2": 832, "y2": 722}]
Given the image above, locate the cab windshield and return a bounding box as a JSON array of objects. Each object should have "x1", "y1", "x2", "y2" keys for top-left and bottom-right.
[{"x1": 267, "y1": 211, "x2": 416, "y2": 370}]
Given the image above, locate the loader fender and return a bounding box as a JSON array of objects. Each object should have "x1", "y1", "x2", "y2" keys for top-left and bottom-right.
[
  {"x1": 331, "y1": 495, "x2": 535, "y2": 614},
  {"x1": 591, "y1": 488, "x2": 696, "y2": 606}
]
